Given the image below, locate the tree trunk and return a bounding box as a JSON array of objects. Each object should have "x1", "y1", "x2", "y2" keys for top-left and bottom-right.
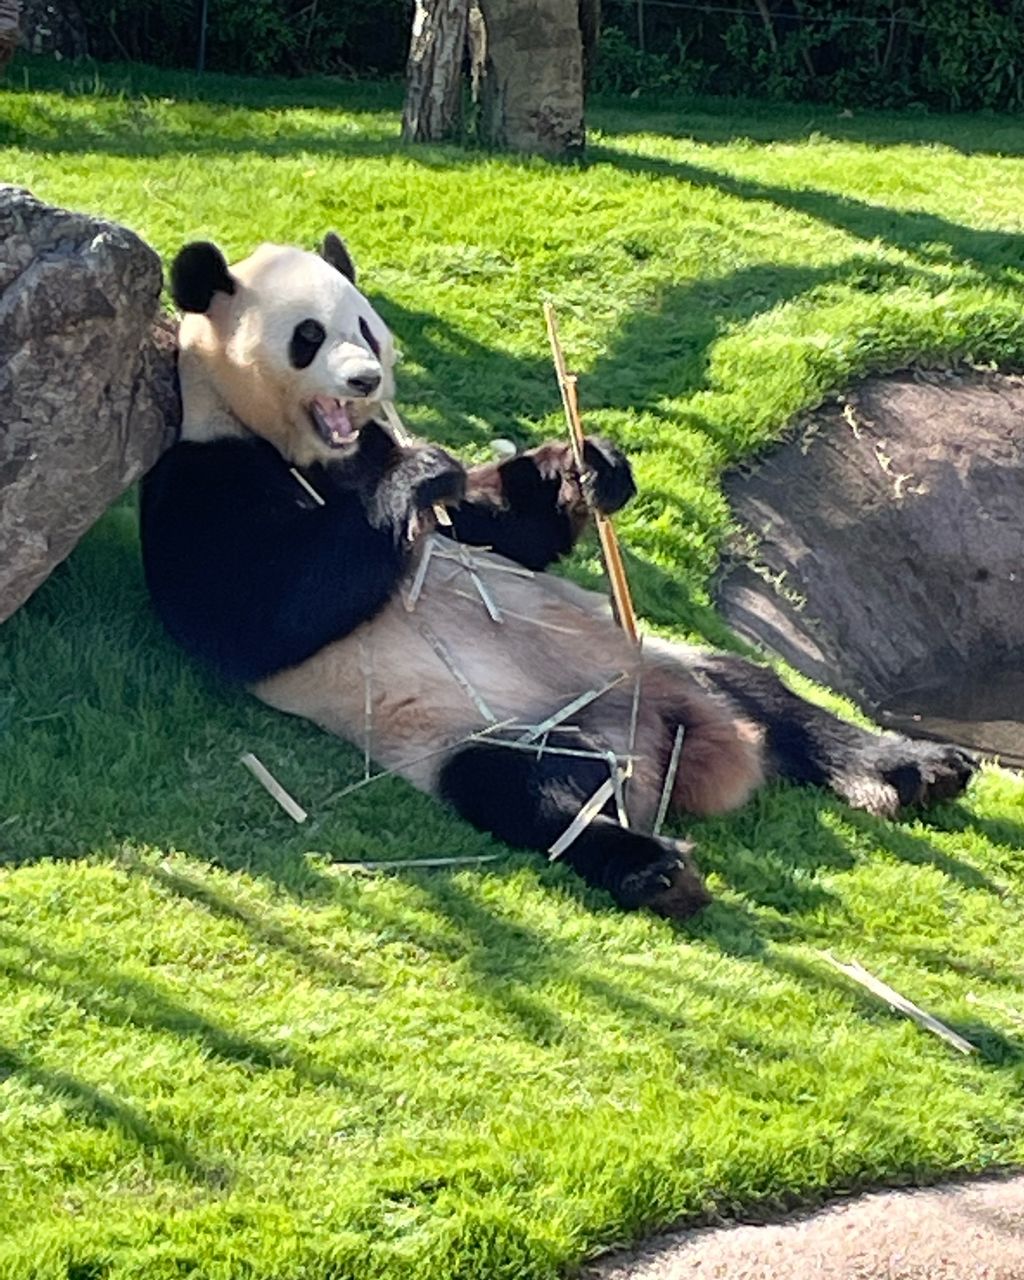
[
  {"x1": 402, "y1": 0, "x2": 470, "y2": 143},
  {"x1": 578, "y1": 0, "x2": 600, "y2": 89},
  {"x1": 0, "y1": 0, "x2": 20, "y2": 72},
  {"x1": 476, "y1": 0, "x2": 585, "y2": 155}
]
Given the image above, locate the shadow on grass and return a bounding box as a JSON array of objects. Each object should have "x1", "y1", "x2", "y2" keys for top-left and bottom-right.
[
  {"x1": 7, "y1": 70, "x2": 1024, "y2": 303},
  {"x1": 587, "y1": 145, "x2": 1024, "y2": 288},
  {"x1": 372, "y1": 298, "x2": 552, "y2": 448},
  {"x1": 589, "y1": 94, "x2": 1024, "y2": 158},
  {"x1": 11, "y1": 56, "x2": 1024, "y2": 161},
  {"x1": 128, "y1": 860, "x2": 374, "y2": 989},
  {"x1": 0, "y1": 929, "x2": 359, "y2": 1091},
  {"x1": 7, "y1": 53, "x2": 404, "y2": 114},
  {"x1": 0, "y1": 1041, "x2": 225, "y2": 1184}
]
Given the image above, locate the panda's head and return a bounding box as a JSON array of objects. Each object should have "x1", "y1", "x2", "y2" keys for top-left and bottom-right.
[{"x1": 171, "y1": 235, "x2": 395, "y2": 466}]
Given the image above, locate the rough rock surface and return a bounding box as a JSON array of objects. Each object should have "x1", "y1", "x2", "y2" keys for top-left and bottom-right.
[
  {"x1": 0, "y1": 185, "x2": 179, "y2": 623},
  {"x1": 586, "y1": 1174, "x2": 1024, "y2": 1280},
  {"x1": 716, "y1": 370, "x2": 1024, "y2": 716}
]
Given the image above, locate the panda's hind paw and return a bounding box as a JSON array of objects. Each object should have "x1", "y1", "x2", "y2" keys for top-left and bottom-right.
[
  {"x1": 854, "y1": 737, "x2": 978, "y2": 813},
  {"x1": 616, "y1": 837, "x2": 712, "y2": 919},
  {"x1": 887, "y1": 740, "x2": 977, "y2": 808}
]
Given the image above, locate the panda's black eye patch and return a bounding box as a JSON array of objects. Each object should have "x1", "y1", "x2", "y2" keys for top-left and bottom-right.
[
  {"x1": 289, "y1": 318, "x2": 326, "y2": 369},
  {"x1": 359, "y1": 317, "x2": 381, "y2": 358}
]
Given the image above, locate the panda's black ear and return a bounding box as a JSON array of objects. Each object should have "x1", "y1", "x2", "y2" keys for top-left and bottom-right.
[
  {"x1": 171, "y1": 241, "x2": 236, "y2": 313},
  {"x1": 321, "y1": 232, "x2": 357, "y2": 284}
]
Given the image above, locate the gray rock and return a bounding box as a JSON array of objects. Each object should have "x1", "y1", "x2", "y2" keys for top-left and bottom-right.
[
  {"x1": 0, "y1": 185, "x2": 179, "y2": 623},
  {"x1": 716, "y1": 369, "x2": 1024, "y2": 745}
]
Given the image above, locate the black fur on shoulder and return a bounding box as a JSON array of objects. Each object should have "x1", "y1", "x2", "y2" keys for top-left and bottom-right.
[
  {"x1": 171, "y1": 241, "x2": 236, "y2": 314},
  {"x1": 140, "y1": 424, "x2": 465, "y2": 684}
]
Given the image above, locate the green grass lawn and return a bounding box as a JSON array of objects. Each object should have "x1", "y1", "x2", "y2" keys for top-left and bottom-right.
[{"x1": 2, "y1": 58, "x2": 1024, "y2": 1280}]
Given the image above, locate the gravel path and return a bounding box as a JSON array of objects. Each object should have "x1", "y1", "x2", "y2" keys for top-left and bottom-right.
[{"x1": 585, "y1": 1175, "x2": 1024, "y2": 1280}]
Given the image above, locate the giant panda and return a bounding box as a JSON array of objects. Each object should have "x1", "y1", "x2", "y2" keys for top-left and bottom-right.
[{"x1": 140, "y1": 235, "x2": 977, "y2": 918}]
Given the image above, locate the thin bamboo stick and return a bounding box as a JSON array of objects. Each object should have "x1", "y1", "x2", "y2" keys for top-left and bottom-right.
[
  {"x1": 821, "y1": 952, "x2": 976, "y2": 1055},
  {"x1": 240, "y1": 752, "x2": 308, "y2": 823},
  {"x1": 652, "y1": 725, "x2": 685, "y2": 836},
  {"x1": 548, "y1": 777, "x2": 617, "y2": 861},
  {"x1": 543, "y1": 304, "x2": 639, "y2": 642}
]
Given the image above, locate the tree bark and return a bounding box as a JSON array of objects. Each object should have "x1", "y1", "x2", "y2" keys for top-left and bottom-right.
[
  {"x1": 402, "y1": 0, "x2": 470, "y2": 143},
  {"x1": 476, "y1": 0, "x2": 585, "y2": 155},
  {"x1": 0, "y1": 0, "x2": 20, "y2": 72}
]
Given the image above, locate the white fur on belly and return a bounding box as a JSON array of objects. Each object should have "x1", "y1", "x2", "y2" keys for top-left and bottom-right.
[{"x1": 253, "y1": 542, "x2": 643, "y2": 789}]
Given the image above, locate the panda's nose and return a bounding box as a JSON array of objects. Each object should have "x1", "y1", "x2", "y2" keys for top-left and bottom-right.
[{"x1": 347, "y1": 371, "x2": 381, "y2": 397}]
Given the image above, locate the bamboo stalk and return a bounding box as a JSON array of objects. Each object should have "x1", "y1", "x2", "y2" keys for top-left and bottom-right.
[
  {"x1": 652, "y1": 724, "x2": 685, "y2": 836},
  {"x1": 322, "y1": 715, "x2": 522, "y2": 805},
  {"x1": 333, "y1": 854, "x2": 507, "y2": 872},
  {"x1": 543, "y1": 304, "x2": 639, "y2": 643},
  {"x1": 821, "y1": 952, "x2": 976, "y2": 1055},
  {"x1": 548, "y1": 777, "x2": 616, "y2": 861},
  {"x1": 516, "y1": 671, "x2": 628, "y2": 744},
  {"x1": 240, "y1": 753, "x2": 308, "y2": 823}
]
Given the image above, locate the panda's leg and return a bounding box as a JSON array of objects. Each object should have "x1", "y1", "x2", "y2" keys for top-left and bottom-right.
[
  {"x1": 628, "y1": 664, "x2": 767, "y2": 819},
  {"x1": 438, "y1": 734, "x2": 711, "y2": 918},
  {"x1": 688, "y1": 653, "x2": 977, "y2": 817}
]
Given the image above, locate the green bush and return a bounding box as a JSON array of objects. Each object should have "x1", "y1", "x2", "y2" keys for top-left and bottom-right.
[
  {"x1": 69, "y1": 0, "x2": 1024, "y2": 109},
  {"x1": 598, "y1": 0, "x2": 1024, "y2": 111}
]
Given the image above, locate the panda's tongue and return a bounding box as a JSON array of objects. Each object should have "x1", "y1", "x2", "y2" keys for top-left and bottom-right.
[{"x1": 310, "y1": 396, "x2": 357, "y2": 448}]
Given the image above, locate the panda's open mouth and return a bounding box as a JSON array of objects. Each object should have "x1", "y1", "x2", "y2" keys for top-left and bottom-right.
[{"x1": 309, "y1": 395, "x2": 358, "y2": 449}]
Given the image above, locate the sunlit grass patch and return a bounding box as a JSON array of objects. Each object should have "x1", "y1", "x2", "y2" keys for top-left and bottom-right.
[{"x1": 1, "y1": 59, "x2": 1023, "y2": 1280}]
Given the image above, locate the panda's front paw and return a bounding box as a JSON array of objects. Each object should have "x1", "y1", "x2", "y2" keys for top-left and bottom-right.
[
  {"x1": 581, "y1": 436, "x2": 637, "y2": 515},
  {"x1": 521, "y1": 437, "x2": 636, "y2": 516},
  {"x1": 409, "y1": 444, "x2": 467, "y2": 513},
  {"x1": 374, "y1": 444, "x2": 467, "y2": 538}
]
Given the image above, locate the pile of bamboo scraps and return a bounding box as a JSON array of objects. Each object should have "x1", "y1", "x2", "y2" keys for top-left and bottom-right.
[
  {"x1": 240, "y1": 571, "x2": 678, "y2": 862},
  {"x1": 402, "y1": 533, "x2": 535, "y2": 625}
]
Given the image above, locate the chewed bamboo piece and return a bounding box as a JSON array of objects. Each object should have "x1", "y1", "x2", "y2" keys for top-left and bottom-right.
[
  {"x1": 333, "y1": 854, "x2": 508, "y2": 872},
  {"x1": 322, "y1": 716, "x2": 522, "y2": 806},
  {"x1": 543, "y1": 304, "x2": 639, "y2": 643},
  {"x1": 289, "y1": 467, "x2": 326, "y2": 506},
  {"x1": 516, "y1": 671, "x2": 628, "y2": 744},
  {"x1": 821, "y1": 952, "x2": 976, "y2": 1055},
  {"x1": 418, "y1": 621, "x2": 497, "y2": 722},
  {"x1": 240, "y1": 752, "x2": 308, "y2": 823},
  {"x1": 548, "y1": 776, "x2": 617, "y2": 861},
  {"x1": 381, "y1": 400, "x2": 452, "y2": 527},
  {"x1": 358, "y1": 639, "x2": 373, "y2": 782},
  {"x1": 652, "y1": 725, "x2": 685, "y2": 836}
]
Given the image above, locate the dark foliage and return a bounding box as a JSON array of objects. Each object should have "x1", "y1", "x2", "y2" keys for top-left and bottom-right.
[
  {"x1": 76, "y1": 0, "x2": 411, "y2": 77},
  {"x1": 595, "y1": 0, "x2": 1024, "y2": 111}
]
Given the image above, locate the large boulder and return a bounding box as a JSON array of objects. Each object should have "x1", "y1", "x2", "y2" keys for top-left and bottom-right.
[
  {"x1": 716, "y1": 369, "x2": 1024, "y2": 759},
  {"x1": 0, "y1": 186, "x2": 179, "y2": 622}
]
